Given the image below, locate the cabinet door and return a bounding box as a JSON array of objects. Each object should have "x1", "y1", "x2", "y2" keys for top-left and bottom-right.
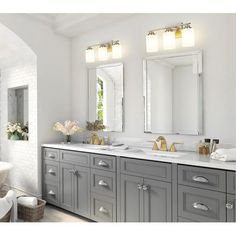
[
  {"x1": 143, "y1": 178, "x2": 172, "y2": 222},
  {"x1": 227, "y1": 194, "x2": 236, "y2": 222},
  {"x1": 60, "y1": 163, "x2": 74, "y2": 212},
  {"x1": 74, "y1": 166, "x2": 91, "y2": 218},
  {"x1": 120, "y1": 174, "x2": 143, "y2": 222}
]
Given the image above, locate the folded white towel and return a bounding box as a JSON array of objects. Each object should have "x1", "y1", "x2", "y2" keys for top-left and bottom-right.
[
  {"x1": 17, "y1": 196, "x2": 37, "y2": 207},
  {"x1": 0, "y1": 190, "x2": 17, "y2": 222},
  {"x1": 211, "y1": 148, "x2": 236, "y2": 162}
]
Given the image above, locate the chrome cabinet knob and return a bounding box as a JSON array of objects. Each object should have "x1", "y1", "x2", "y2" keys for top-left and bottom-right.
[
  {"x1": 99, "y1": 206, "x2": 108, "y2": 214},
  {"x1": 137, "y1": 184, "x2": 142, "y2": 190},
  {"x1": 192, "y1": 175, "x2": 209, "y2": 183},
  {"x1": 226, "y1": 202, "x2": 234, "y2": 209},
  {"x1": 48, "y1": 190, "x2": 55, "y2": 196},
  {"x1": 48, "y1": 169, "x2": 56, "y2": 175},
  {"x1": 142, "y1": 185, "x2": 149, "y2": 191},
  {"x1": 192, "y1": 202, "x2": 209, "y2": 211},
  {"x1": 69, "y1": 169, "x2": 78, "y2": 175},
  {"x1": 98, "y1": 160, "x2": 109, "y2": 167},
  {"x1": 98, "y1": 180, "x2": 108, "y2": 187}
]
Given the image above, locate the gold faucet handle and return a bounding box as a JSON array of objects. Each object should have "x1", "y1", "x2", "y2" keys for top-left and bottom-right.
[
  {"x1": 148, "y1": 140, "x2": 159, "y2": 151},
  {"x1": 169, "y1": 142, "x2": 184, "y2": 152}
]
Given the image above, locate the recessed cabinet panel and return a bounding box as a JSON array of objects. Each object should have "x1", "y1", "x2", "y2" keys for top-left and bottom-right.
[
  {"x1": 43, "y1": 160, "x2": 59, "y2": 183},
  {"x1": 227, "y1": 172, "x2": 236, "y2": 194},
  {"x1": 143, "y1": 179, "x2": 172, "y2": 222},
  {"x1": 43, "y1": 183, "x2": 59, "y2": 206},
  {"x1": 91, "y1": 169, "x2": 116, "y2": 197},
  {"x1": 91, "y1": 193, "x2": 116, "y2": 222},
  {"x1": 60, "y1": 150, "x2": 90, "y2": 167},
  {"x1": 121, "y1": 158, "x2": 171, "y2": 182},
  {"x1": 120, "y1": 175, "x2": 143, "y2": 222},
  {"x1": 60, "y1": 163, "x2": 74, "y2": 212},
  {"x1": 178, "y1": 165, "x2": 226, "y2": 192},
  {"x1": 178, "y1": 185, "x2": 226, "y2": 222}
]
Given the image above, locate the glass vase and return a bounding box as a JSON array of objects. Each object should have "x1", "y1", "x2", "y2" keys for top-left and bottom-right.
[{"x1": 66, "y1": 135, "x2": 71, "y2": 144}]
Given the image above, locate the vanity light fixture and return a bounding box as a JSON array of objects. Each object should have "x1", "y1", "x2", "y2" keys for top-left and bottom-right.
[
  {"x1": 163, "y1": 29, "x2": 176, "y2": 50},
  {"x1": 146, "y1": 22, "x2": 195, "y2": 52},
  {"x1": 98, "y1": 44, "x2": 108, "y2": 61},
  {"x1": 146, "y1": 31, "x2": 158, "y2": 52},
  {"x1": 181, "y1": 24, "x2": 195, "y2": 47},
  {"x1": 85, "y1": 40, "x2": 122, "y2": 63},
  {"x1": 112, "y1": 40, "x2": 122, "y2": 59},
  {"x1": 85, "y1": 47, "x2": 95, "y2": 63}
]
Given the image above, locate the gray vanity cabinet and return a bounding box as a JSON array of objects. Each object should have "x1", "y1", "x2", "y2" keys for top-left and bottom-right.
[
  {"x1": 60, "y1": 162, "x2": 90, "y2": 218},
  {"x1": 119, "y1": 158, "x2": 172, "y2": 222}
]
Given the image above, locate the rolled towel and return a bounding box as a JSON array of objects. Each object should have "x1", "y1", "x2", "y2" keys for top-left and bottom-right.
[
  {"x1": 211, "y1": 148, "x2": 236, "y2": 162},
  {"x1": 17, "y1": 196, "x2": 37, "y2": 207}
]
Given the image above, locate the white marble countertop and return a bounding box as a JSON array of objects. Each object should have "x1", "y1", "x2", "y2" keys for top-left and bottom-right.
[{"x1": 41, "y1": 143, "x2": 236, "y2": 171}]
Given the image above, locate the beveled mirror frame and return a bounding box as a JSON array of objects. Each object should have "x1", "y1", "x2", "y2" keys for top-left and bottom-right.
[{"x1": 143, "y1": 51, "x2": 203, "y2": 135}]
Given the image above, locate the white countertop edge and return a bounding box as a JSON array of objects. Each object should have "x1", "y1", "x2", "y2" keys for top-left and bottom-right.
[{"x1": 41, "y1": 143, "x2": 236, "y2": 171}]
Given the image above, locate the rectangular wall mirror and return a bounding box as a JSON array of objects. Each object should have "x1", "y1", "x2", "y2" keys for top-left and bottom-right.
[
  {"x1": 8, "y1": 86, "x2": 29, "y2": 140},
  {"x1": 88, "y1": 63, "x2": 124, "y2": 132},
  {"x1": 143, "y1": 51, "x2": 202, "y2": 135}
]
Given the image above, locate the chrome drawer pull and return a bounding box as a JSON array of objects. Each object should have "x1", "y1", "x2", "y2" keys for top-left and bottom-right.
[
  {"x1": 192, "y1": 175, "x2": 209, "y2": 183},
  {"x1": 192, "y1": 202, "x2": 209, "y2": 211},
  {"x1": 48, "y1": 190, "x2": 55, "y2": 196},
  {"x1": 98, "y1": 160, "x2": 109, "y2": 167},
  {"x1": 142, "y1": 185, "x2": 149, "y2": 191},
  {"x1": 226, "y1": 202, "x2": 234, "y2": 209},
  {"x1": 98, "y1": 180, "x2": 108, "y2": 187},
  {"x1": 99, "y1": 206, "x2": 108, "y2": 214},
  {"x1": 48, "y1": 169, "x2": 56, "y2": 175},
  {"x1": 48, "y1": 154, "x2": 55, "y2": 159},
  {"x1": 69, "y1": 169, "x2": 78, "y2": 175},
  {"x1": 137, "y1": 184, "x2": 142, "y2": 190}
]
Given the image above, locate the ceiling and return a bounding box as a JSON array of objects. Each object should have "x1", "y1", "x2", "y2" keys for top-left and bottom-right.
[{"x1": 27, "y1": 13, "x2": 134, "y2": 37}]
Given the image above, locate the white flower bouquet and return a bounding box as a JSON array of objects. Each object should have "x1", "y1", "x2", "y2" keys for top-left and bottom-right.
[
  {"x1": 6, "y1": 122, "x2": 23, "y2": 140},
  {"x1": 53, "y1": 120, "x2": 83, "y2": 143}
]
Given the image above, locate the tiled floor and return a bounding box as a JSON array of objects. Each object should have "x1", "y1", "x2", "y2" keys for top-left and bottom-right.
[{"x1": 38, "y1": 205, "x2": 92, "y2": 222}]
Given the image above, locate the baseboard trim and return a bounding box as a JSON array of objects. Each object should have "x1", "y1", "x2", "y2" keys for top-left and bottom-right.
[{"x1": 3, "y1": 184, "x2": 42, "y2": 198}]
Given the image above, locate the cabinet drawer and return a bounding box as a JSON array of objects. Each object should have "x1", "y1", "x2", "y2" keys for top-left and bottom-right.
[
  {"x1": 120, "y1": 158, "x2": 171, "y2": 182},
  {"x1": 91, "y1": 169, "x2": 116, "y2": 197},
  {"x1": 91, "y1": 154, "x2": 116, "y2": 172},
  {"x1": 43, "y1": 183, "x2": 59, "y2": 206},
  {"x1": 227, "y1": 171, "x2": 236, "y2": 194},
  {"x1": 60, "y1": 150, "x2": 90, "y2": 167},
  {"x1": 178, "y1": 185, "x2": 226, "y2": 222},
  {"x1": 91, "y1": 193, "x2": 116, "y2": 222},
  {"x1": 43, "y1": 160, "x2": 59, "y2": 183},
  {"x1": 43, "y1": 148, "x2": 59, "y2": 161},
  {"x1": 178, "y1": 165, "x2": 226, "y2": 192}
]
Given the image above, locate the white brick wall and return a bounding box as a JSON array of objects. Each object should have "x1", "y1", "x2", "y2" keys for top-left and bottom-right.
[{"x1": 0, "y1": 56, "x2": 38, "y2": 196}]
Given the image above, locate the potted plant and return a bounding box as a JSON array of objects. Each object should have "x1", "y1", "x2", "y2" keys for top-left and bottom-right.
[{"x1": 53, "y1": 120, "x2": 83, "y2": 143}]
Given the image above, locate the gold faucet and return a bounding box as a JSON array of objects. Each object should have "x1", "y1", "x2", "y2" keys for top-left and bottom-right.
[
  {"x1": 152, "y1": 136, "x2": 183, "y2": 152},
  {"x1": 156, "y1": 136, "x2": 168, "y2": 151}
]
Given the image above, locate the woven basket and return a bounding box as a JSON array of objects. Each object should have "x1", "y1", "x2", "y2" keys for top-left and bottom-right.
[
  {"x1": 0, "y1": 209, "x2": 11, "y2": 222},
  {"x1": 17, "y1": 196, "x2": 46, "y2": 222}
]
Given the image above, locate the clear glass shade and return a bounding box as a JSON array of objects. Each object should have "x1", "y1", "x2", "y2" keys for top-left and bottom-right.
[
  {"x1": 112, "y1": 43, "x2": 122, "y2": 59},
  {"x1": 182, "y1": 27, "x2": 195, "y2": 47},
  {"x1": 98, "y1": 45, "x2": 108, "y2": 61},
  {"x1": 146, "y1": 32, "x2": 158, "y2": 52},
  {"x1": 85, "y1": 47, "x2": 95, "y2": 63},
  {"x1": 163, "y1": 31, "x2": 176, "y2": 50}
]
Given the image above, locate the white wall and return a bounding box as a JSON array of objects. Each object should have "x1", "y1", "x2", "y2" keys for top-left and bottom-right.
[
  {"x1": 0, "y1": 14, "x2": 71, "y2": 196},
  {"x1": 71, "y1": 14, "x2": 236, "y2": 148}
]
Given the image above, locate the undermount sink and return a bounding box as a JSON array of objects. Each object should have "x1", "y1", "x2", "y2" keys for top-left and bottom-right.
[{"x1": 144, "y1": 151, "x2": 185, "y2": 158}]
